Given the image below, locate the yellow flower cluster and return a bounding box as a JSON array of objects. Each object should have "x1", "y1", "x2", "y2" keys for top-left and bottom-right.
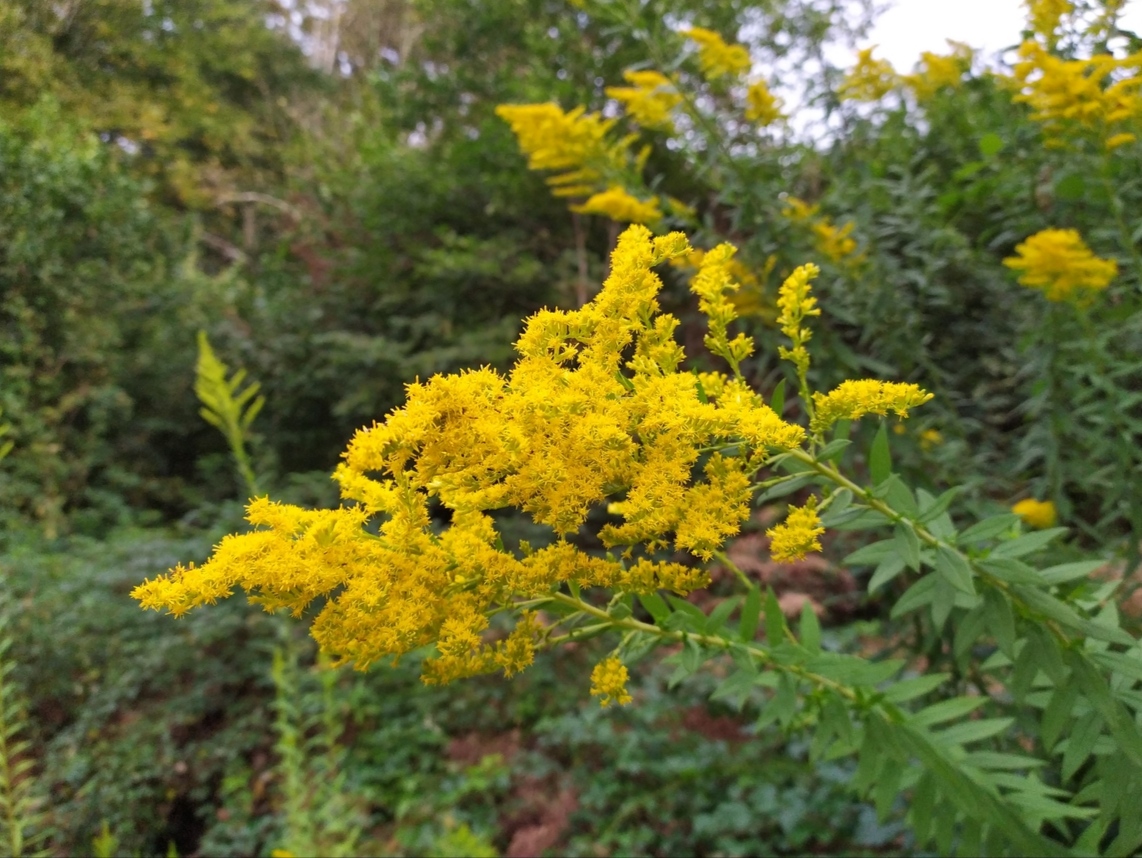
[
  {"x1": 1025, "y1": 0, "x2": 1072, "y2": 42},
  {"x1": 811, "y1": 380, "x2": 934, "y2": 434},
  {"x1": 1012, "y1": 498, "x2": 1058, "y2": 529},
  {"x1": 683, "y1": 27, "x2": 751, "y2": 80},
  {"x1": 775, "y1": 263, "x2": 821, "y2": 379},
  {"x1": 1003, "y1": 228, "x2": 1117, "y2": 302},
  {"x1": 606, "y1": 70, "x2": 682, "y2": 131},
  {"x1": 571, "y1": 186, "x2": 662, "y2": 224},
  {"x1": 134, "y1": 226, "x2": 810, "y2": 682},
  {"x1": 838, "y1": 47, "x2": 898, "y2": 102},
  {"x1": 1011, "y1": 41, "x2": 1142, "y2": 148},
  {"x1": 766, "y1": 498, "x2": 825, "y2": 562},
  {"x1": 782, "y1": 197, "x2": 860, "y2": 263},
  {"x1": 903, "y1": 42, "x2": 973, "y2": 101},
  {"x1": 689, "y1": 243, "x2": 755, "y2": 374},
  {"x1": 745, "y1": 79, "x2": 784, "y2": 126},
  {"x1": 590, "y1": 656, "x2": 632, "y2": 706}
]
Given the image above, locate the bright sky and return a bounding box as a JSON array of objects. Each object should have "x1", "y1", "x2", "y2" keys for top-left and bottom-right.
[{"x1": 857, "y1": 0, "x2": 1142, "y2": 71}]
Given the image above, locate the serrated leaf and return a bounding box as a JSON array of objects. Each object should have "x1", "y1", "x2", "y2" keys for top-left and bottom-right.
[{"x1": 869, "y1": 422, "x2": 892, "y2": 485}]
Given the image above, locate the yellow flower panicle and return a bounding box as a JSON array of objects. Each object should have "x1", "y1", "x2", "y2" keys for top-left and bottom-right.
[
  {"x1": 134, "y1": 226, "x2": 810, "y2": 684},
  {"x1": 766, "y1": 497, "x2": 825, "y2": 562},
  {"x1": 782, "y1": 198, "x2": 860, "y2": 264},
  {"x1": 775, "y1": 263, "x2": 821, "y2": 379},
  {"x1": 571, "y1": 186, "x2": 663, "y2": 224},
  {"x1": 1003, "y1": 228, "x2": 1117, "y2": 302},
  {"x1": 1025, "y1": 0, "x2": 1072, "y2": 43},
  {"x1": 745, "y1": 79, "x2": 784, "y2": 126},
  {"x1": 904, "y1": 42, "x2": 973, "y2": 101},
  {"x1": 606, "y1": 70, "x2": 682, "y2": 131},
  {"x1": 683, "y1": 27, "x2": 751, "y2": 80},
  {"x1": 688, "y1": 243, "x2": 755, "y2": 374},
  {"x1": 1012, "y1": 498, "x2": 1058, "y2": 529},
  {"x1": 1011, "y1": 41, "x2": 1142, "y2": 148},
  {"x1": 811, "y1": 380, "x2": 934, "y2": 434},
  {"x1": 838, "y1": 47, "x2": 898, "y2": 102},
  {"x1": 590, "y1": 656, "x2": 633, "y2": 707}
]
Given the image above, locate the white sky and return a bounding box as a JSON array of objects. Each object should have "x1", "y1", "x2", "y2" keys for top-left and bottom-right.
[{"x1": 857, "y1": 0, "x2": 1142, "y2": 71}]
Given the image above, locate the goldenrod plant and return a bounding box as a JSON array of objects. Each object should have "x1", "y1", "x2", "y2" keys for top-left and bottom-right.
[{"x1": 138, "y1": 225, "x2": 1142, "y2": 855}]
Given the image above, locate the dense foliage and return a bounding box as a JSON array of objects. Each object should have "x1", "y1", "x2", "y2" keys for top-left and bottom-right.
[{"x1": 2, "y1": 0, "x2": 1142, "y2": 856}]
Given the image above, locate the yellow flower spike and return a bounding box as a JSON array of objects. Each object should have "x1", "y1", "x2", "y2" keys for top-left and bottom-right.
[
  {"x1": 1012, "y1": 498, "x2": 1058, "y2": 529},
  {"x1": 775, "y1": 263, "x2": 821, "y2": 380},
  {"x1": 1003, "y1": 228, "x2": 1117, "y2": 302},
  {"x1": 571, "y1": 186, "x2": 663, "y2": 225},
  {"x1": 838, "y1": 46, "x2": 899, "y2": 102},
  {"x1": 683, "y1": 27, "x2": 751, "y2": 79},
  {"x1": 903, "y1": 42, "x2": 973, "y2": 101},
  {"x1": 810, "y1": 380, "x2": 934, "y2": 434},
  {"x1": 590, "y1": 655, "x2": 633, "y2": 707},
  {"x1": 766, "y1": 497, "x2": 825, "y2": 562},
  {"x1": 1025, "y1": 0, "x2": 1072, "y2": 42},
  {"x1": 605, "y1": 70, "x2": 682, "y2": 131},
  {"x1": 744, "y1": 79, "x2": 784, "y2": 125}
]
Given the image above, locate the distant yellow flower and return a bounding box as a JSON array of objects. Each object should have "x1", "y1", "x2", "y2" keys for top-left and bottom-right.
[
  {"x1": 812, "y1": 220, "x2": 858, "y2": 262},
  {"x1": 811, "y1": 380, "x2": 933, "y2": 434},
  {"x1": 745, "y1": 79, "x2": 784, "y2": 125},
  {"x1": 776, "y1": 263, "x2": 821, "y2": 379},
  {"x1": 782, "y1": 196, "x2": 819, "y2": 222},
  {"x1": 1025, "y1": 0, "x2": 1072, "y2": 43},
  {"x1": 606, "y1": 70, "x2": 682, "y2": 131},
  {"x1": 1010, "y1": 41, "x2": 1142, "y2": 147},
  {"x1": 1012, "y1": 498, "x2": 1058, "y2": 529},
  {"x1": 1003, "y1": 228, "x2": 1117, "y2": 302},
  {"x1": 591, "y1": 656, "x2": 632, "y2": 706},
  {"x1": 683, "y1": 27, "x2": 751, "y2": 79},
  {"x1": 838, "y1": 47, "x2": 898, "y2": 102},
  {"x1": 571, "y1": 187, "x2": 663, "y2": 224},
  {"x1": 904, "y1": 42, "x2": 972, "y2": 101},
  {"x1": 767, "y1": 497, "x2": 825, "y2": 562}
]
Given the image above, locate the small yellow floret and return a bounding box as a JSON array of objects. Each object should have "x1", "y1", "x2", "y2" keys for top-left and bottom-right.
[
  {"x1": 683, "y1": 27, "x2": 751, "y2": 79},
  {"x1": 590, "y1": 656, "x2": 633, "y2": 707},
  {"x1": 838, "y1": 47, "x2": 898, "y2": 102},
  {"x1": 1003, "y1": 228, "x2": 1117, "y2": 302},
  {"x1": 1012, "y1": 498, "x2": 1058, "y2": 529},
  {"x1": 811, "y1": 380, "x2": 934, "y2": 434},
  {"x1": 775, "y1": 263, "x2": 821, "y2": 378},
  {"x1": 766, "y1": 497, "x2": 825, "y2": 562}
]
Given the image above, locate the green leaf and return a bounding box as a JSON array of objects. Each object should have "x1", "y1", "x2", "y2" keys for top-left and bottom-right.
[
  {"x1": 910, "y1": 771, "x2": 937, "y2": 847},
  {"x1": 868, "y1": 555, "x2": 906, "y2": 594},
  {"x1": 739, "y1": 586, "x2": 761, "y2": 642},
  {"x1": 979, "y1": 132, "x2": 1005, "y2": 157},
  {"x1": 958, "y1": 514, "x2": 1021, "y2": 544},
  {"x1": 764, "y1": 588, "x2": 785, "y2": 647},
  {"x1": 978, "y1": 557, "x2": 1041, "y2": 585},
  {"x1": 1055, "y1": 173, "x2": 1085, "y2": 200},
  {"x1": 709, "y1": 667, "x2": 758, "y2": 711},
  {"x1": 983, "y1": 589, "x2": 1016, "y2": 658},
  {"x1": 844, "y1": 539, "x2": 895, "y2": 567},
  {"x1": 936, "y1": 546, "x2": 975, "y2": 595},
  {"x1": 799, "y1": 602, "x2": 821, "y2": 655},
  {"x1": 769, "y1": 378, "x2": 786, "y2": 416},
  {"x1": 704, "y1": 596, "x2": 740, "y2": 635},
  {"x1": 1039, "y1": 560, "x2": 1105, "y2": 586},
  {"x1": 891, "y1": 574, "x2": 938, "y2": 619},
  {"x1": 869, "y1": 422, "x2": 891, "y2": 485},
  {"x1": 1040, "y1": 683, "x2": 1078, "y2": 752},
  {"x1": 806, "y1": 654, "x2": 903, "y2": 686},
  {"x1": 916, "y1": 487, "x2": 961, "y2": 524},
  {"x1": 963, "y1": 752, "x2": 1046, "y2": 770},
  {"x1": 882, "y1": 672, "x2": 951, "y2": 703},
  {"x1": 817, "y1": 438, "x2": 851, "y2": 462},
  {"x1": 894, "y1": 523, "x2": 921, "y2": 571},
  {"x1": 932, "y1": 717, "x2": 1014, "y2": 747},
  {"x1": 1062, "y1": 711, "x2": 1102, "y2": 781},
  {"x1": 638, "y1": 592, "x2": 670, "y2": 625},
  {"x1": 755, "y1": 474, "x2": 816, "y2": 504},
  {"x1": 991, "y1": 528, "x2": 1068, "y2": 559},
  {"x1": 912, "y1": 696, "x2": 986, "y2": 728}
]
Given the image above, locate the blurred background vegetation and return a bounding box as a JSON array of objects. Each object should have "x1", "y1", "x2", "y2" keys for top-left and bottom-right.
[{"x1": 1, "y1": 0, "x2": 1139, "y2": 854}]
